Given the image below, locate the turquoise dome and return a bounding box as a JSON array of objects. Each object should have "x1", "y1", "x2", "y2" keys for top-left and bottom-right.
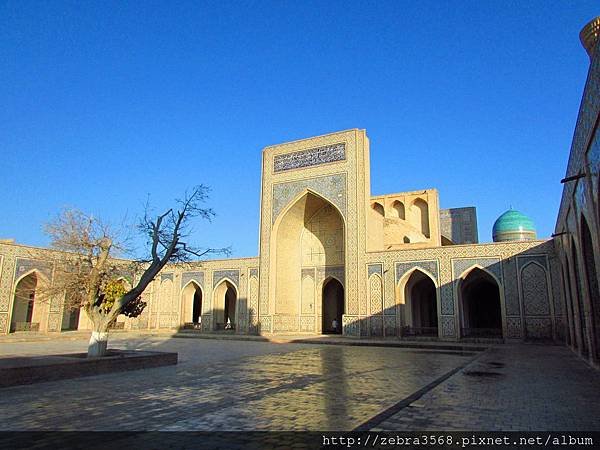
[{"x1": 492, "y1": 209, "x2": 537, "y2": 242}]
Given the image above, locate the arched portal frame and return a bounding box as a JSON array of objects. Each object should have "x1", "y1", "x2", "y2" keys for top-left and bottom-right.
[
  {"x1": 269, "y1": 189, "x2": 347, "y2": 331},
  {"x1": 10, "y1": 269, "x2": 50, "y2": 333},
  {"x1": 320, "y1": 276, "x2": 344, "y2": 334},
  {"x1": 212, "y1": 278, "x2": 239, "y2": 331},
  {"x1": 396, "y1": 267, "x2": 440, "y2": 338},
  {"x1": 455, "y1": 265, "x2": 506, "y2": 340},
  {"x1": 180, "y1": 280, "x2": 204, "y2": 326}
]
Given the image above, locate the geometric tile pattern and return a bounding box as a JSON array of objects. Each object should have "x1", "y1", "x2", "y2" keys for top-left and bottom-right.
[
  {"x1": 213, "y1": 270, "x2": 240, "y2": 289},
  {"x1": 271, "y1": 173, "x2": 347, "y2": 224},
  {"x1": 395, "y1": 260, "x2": 439, "y2": 284},
  {"x1": 521, "y1": 262, "x2": 551, "y2": 316},
  {"x1": 181, "y1": 271, "x2": 204, "y2": 289}
]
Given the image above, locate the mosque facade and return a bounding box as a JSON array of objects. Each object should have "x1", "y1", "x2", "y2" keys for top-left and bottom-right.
[{"x1": 1, "y1": 17, "x2": 599, "y2": 365}]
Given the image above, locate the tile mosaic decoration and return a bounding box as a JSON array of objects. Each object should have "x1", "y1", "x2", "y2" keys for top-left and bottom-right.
[
  {"x1": 213, "y1": 269, "x2": 240, "y2": 288},
  {"x1": 272, "y1": 173, "x2": 347, "y2": 224},
  {"x1": 273, "y1": 143, "x2": 345, "y2": 172}
]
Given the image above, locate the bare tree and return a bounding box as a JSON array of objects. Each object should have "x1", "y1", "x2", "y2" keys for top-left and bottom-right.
[{"x1": 44, "y1": 185, "x2": 229, "y2": 357}]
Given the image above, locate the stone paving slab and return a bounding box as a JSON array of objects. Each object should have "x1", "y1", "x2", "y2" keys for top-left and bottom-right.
[
  {"x1": 371, "y1": 344, "x2": 600, "y2": 431},
  {"x1": 0, "y1": 337, "x2": 473, "y2": 431},
  {"x1": 0, "y1": 337, "x2": 598, "y2": 432}
]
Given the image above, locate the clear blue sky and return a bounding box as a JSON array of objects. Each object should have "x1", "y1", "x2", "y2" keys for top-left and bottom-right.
[{"x1": 1, "y1": 1, "x2": 598, "y2": 257}]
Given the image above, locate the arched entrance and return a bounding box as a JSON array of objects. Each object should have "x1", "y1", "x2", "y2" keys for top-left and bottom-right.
[
  {"x1": 11, "y1": 272, "x2": 41, "y2": 332},
  {"x1": 403, "y1": 270, "x2": 438, "y2": 336},
  {"x1": 459, "y1": 268, "x2": 503, "y2": 338},
  {"x1": 580, "y1": 216, "x2": 599, "y2": 358},
  {"x1": 182, "y1": 281, "x2": 203, "y2": 327},
  {"x1": 272, "y1": 190, "x2": 344, "y2": 333},
  {"x1": 214, "y1": 280, "x2": 237, "y2": 330},
  {"x1": 322, "y1": 278, "x2": 344, "y2": 334}
]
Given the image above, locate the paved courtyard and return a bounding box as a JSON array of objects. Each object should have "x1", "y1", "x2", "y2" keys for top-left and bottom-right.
[{"x1": 0, "y1": 335, "x2": 599, "y2": 432}]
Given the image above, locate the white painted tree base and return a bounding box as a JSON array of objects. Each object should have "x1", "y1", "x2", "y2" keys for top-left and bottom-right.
[{"x1": 88, "y1": 331, "x2": 108, "y2": 357}]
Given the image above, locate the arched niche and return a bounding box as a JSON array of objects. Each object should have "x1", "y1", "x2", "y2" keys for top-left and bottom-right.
[
  {"x1": 411, "y1": 198, "x2": 430, "y2": 238},
  {"x1": 11, "y1": 271, "x2": 46, "y2": 332},
  {"x1": 213, "y1": 279, "x2": 237, "y2": 330},
  {"x1": 372, "y1": 202, "x2": 384, "y2": 216},
  {"x1": 272, "y1": 191, "x2": 345, "y2": 319},
  {"x1": 402, "y1": 269, "x2": 438, "y2": 335},
  {"x1": 182, "y1": 281, "x2": 203, "y2": 325},
  {"x1": 458, "y1": 267, "x2": 503, "y2": 338},
  {"x1": 391, "y1": 200, "x2": 405, "y2": 220}
]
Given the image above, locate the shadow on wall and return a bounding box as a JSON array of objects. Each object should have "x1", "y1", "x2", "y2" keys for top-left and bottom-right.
[{"x1": 340, "y1": 242, "x2": 564, "y2": 343}]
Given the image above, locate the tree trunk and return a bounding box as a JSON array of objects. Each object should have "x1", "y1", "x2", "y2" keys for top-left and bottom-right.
[{"x1": 88, "y1": 323, "x2": 109, "y2": 357}]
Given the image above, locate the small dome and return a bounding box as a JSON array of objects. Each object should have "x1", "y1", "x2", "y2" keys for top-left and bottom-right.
[{"x1": 492, "y1": 209, "x2": 537, "y2": 242}]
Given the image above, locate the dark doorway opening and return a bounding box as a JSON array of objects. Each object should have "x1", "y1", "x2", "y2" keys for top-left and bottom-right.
[
  {"x1": 460, "y1": 268, "x2": 503, "y2": 338},
  {"x1": 192, "y1": 289, "x2": 203, "y2": 324},
  {"x1": 322, "y1": 278, "x2": 344, "y2": 334},
  {"x1": 403, "y1": 271, "x2": 438, "y2": 336}
]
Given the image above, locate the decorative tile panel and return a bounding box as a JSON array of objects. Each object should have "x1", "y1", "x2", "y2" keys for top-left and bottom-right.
[
  {"x1": 525, "y1": 317, "x2": 553, "y2": 340},
  {"x1": 395, "y1": 260, "x2": 439, "y2": 284},
  {"x1": 316, "y1": 266, "x2": 344, "y2": 286},
  {"x1": 213, "y1": 269, "x2": 240, "y2": 288},
  {"x1": 502, "y1": 256, "x2": 521, "y2": 316},
  {"x1": 342, "y1": 315, "x2": 359, "y2": 337},
  {"x1": 14, "y1": 258, "x2": 53, "y2": 282},
  {"x1": 160, "y1": 272, "x2": 173, "y2": 282},
  {"x1": 369, "y1": 274, "x2": 383, "y2": 315},
  {"x1": 452, "y1": 257, "x2": 503, "y2": 284},
  {"x1": 259, "y1": 315, "x2": 272, "y2": 333},
  {"x1": 272, "y1": 173, "x2": 347, "y2": 224},
  {"x1": 384, "y1": 315, "x2": 396, "y2": 337},
  {"x1": 249, "y1": 268, "x2": 258, "y2": 279},
  {"x1": 299, "y1": 316, "x2": 314, "y2": 332},
  {"x1": 441, "y1": 316, "x2": 455, "y2": 337},
  {"x1": 273, "y1": 143, "x2": 345, "y2": 173},
  {"x1": 506, "y1": 316, "x2": 522, "y2": 339},
  {"x1": 368, "y1": 263, "x2": 383, "y2": 277},
  {"x1": 517, "y1": 255, "x2": 548, "y2": 271},
  {"x1": 520, "y1": 262, "x2": 551, "y2": 316},
  {"x1": 0, "y1": 314, "x2": 8, "y2": 333},
  {"x1": 181, "y1": 271, "x2": 204, "y2": 289},
  {"x1": 370, "y1": 315, "x2": 383, "y2": 337}
]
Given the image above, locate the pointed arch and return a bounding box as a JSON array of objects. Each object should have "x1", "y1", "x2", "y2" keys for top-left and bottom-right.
[
  {"x1": 270, "y1": 189, "x2": 345, "y2": 322},
  {"x1": 391, "y1": 200, "x2": 405, "y2": 220},
  {"x1": 213, "y1": 278, "x2": 238, "y2": 330},
  {"x1": 519, "y1": 261, "x2": 551, "y2": 316},
  {"x1": 181, "y1": 279, "x2": 204, "y2": 325},
  {"x1": 10, "y1": 270, "x2": 48, "y2": 332},
  {"x1": 411, "y1": 198, "x2": 430, "y2": 238},
  {"x1": 273, "y1": 188, "x2": 347, "y2": 231},
  {"x1": 396, "y1": 267, "x2": 439, "y2": 336},
  {"x1": 457, "y1": 266, "x2": 504, "y2": 339},
  {"x1": 371, "y1": 202, "x2": 384, "y2": 216}
]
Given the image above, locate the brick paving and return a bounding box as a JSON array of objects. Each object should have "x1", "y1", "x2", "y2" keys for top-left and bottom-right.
[
  {"x1": 0, "y1": 335, "x2": 474, "y2": 431},
  {"x1": 372, "y1": 344, "x2": 600, "y2": 431},
  {"x1": 0, "y1": 335, "x2": 598, "y2": 431}
]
